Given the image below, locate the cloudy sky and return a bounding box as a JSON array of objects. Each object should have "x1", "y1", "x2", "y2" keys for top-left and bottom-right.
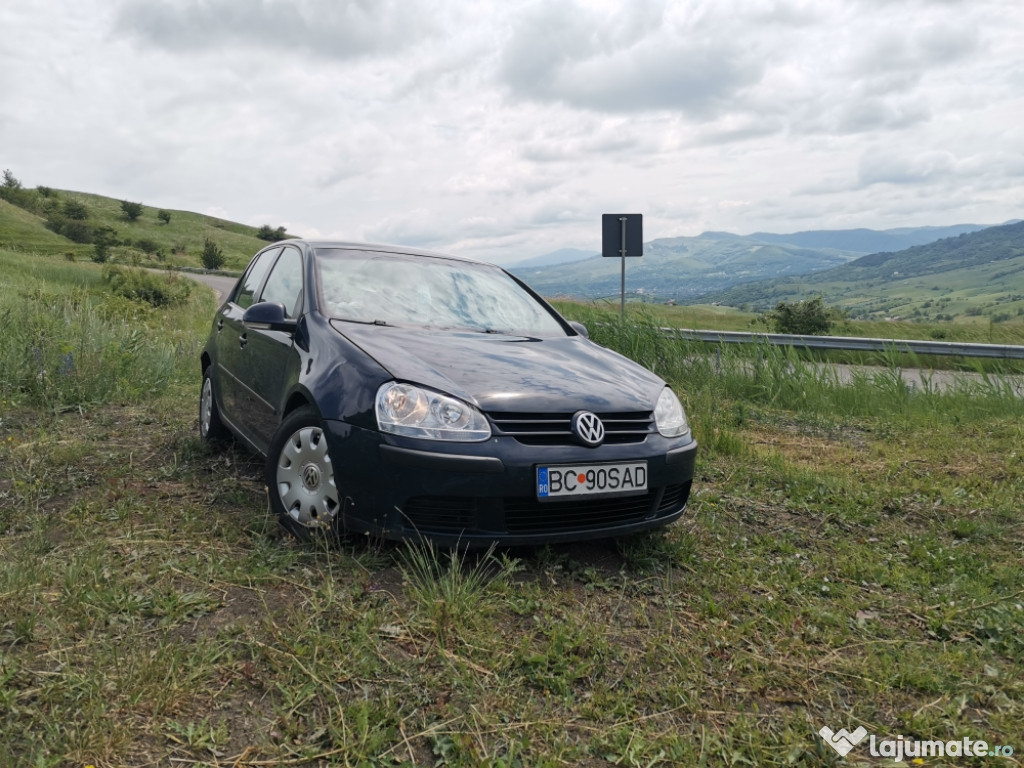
[{"x1": 1, "y1": 0, "x2": 1022, "y2": 264}]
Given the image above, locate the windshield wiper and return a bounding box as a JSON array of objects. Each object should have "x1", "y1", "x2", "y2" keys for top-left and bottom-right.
[{"x1": 334, "y1": 317, "x2": 389, "y2": 326}]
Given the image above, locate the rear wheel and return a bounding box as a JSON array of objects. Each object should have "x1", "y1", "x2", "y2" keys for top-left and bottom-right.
[
  {"x1": 199, "y1": 367, "x2": 230, "y2": 443},
  {"x1": 266, "y1": 406, "x2": 342, "y2": 539}
]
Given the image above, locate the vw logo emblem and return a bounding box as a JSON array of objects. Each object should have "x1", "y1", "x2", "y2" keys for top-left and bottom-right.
[
  {"x1": 571, "y1": 411, "x2": 605, "y2": 447},
  {"x1": 302, "y1": 464, "x2": 321, "y2": 491}
]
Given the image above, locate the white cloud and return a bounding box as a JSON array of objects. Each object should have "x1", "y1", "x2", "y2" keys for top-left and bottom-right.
[
  {"x1": 858, "y1": 149, "x2": 957, "y2": 186},
  {"x1": 115, "y1": 0, "x2": 433, "y2": 59},
  {"x1": 0, "y1": 0, "x2": 1021, "y2": 264},
  {"x1": 498, "y1": 1, "x2": 765, "y2": 116}
]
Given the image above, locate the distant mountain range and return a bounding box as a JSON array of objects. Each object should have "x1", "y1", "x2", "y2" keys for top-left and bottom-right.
[
  {"x1": 509, "y1": 247, "x2": 598, "y2": 269},
  {"x1": 743, "y1": 225, "x2": 990, "y2": 254},
  {"x1": 511, "y1": 224, "x2": 992, "y2": 301},
  {"x1": 702, "y1": 220, "x2": 1024, "y2": 321}
]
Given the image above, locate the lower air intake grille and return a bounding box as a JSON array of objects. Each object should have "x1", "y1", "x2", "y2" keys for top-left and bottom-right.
[
  {"x1": 503, "y1": 492, "x2": 656, "y2": 533},
  {"x1": 657, "y1": 482, "x2": 691, "y2": 515},
  {"x1": 401, "y1": 496, "x2": 477, "y2": 533},
  {"x1": 400, "y1": 484, "x2": 690, "y2": 536}
]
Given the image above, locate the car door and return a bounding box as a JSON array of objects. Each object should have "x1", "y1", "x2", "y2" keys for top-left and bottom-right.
[
  {"x1": 215, "y1": 246, "x2": 280, "y2": 428},
  {"x1": 234, "y1": 245, "x2": 305, "y2": 448}
]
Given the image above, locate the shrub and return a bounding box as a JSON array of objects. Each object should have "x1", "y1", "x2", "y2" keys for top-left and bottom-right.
[
  {"x1": 761, "y1": 296, "x2": 840, "y2": 335},
  {"x1": 102, "y1": 264, "x2": 192, "y2": 307},
  {"x1": 1, "y1": 168, "x2": 22, "y2": 192},
  {"x1": 1, "y1": 169, "x2": 32, "y2": 208},
  {"x1": 257, "y1": 224, "x2": 287, "y2": 241},
  {"x1": 200, "y1": 238, "x2": 224, "y2": 270},
  {"x1": 120, "y1": 200, "x2": 144, "y2": 221},
  {"x1": 157, "y1": 210, "x2": 172, "y2": 224},
  {"x1": 46, "y1": 217, "x2": 92, "y2": 244},
  {"x1": 91, "y1": 226, "x2": 119, "y2": 263},
  {"x1": 62, "y1": 199, "x2": 89, "y2": 220},
  {"x1": 133, "y1": 238, "x2": 161, "y2": 256}
]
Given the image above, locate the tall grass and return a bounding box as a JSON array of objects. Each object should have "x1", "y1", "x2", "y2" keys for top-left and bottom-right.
[
  {"x1": 551, "y1": 298, "x2": 1024, "y2": 345},
  {"x1": 399, "y1": 540, "x2": 520, "y2": 646},
  {"x1": 0, "y1": 251, "x2": 213, "y2": 411},
  {"x1": 562, "y1": 303, "x2": 1024, "y2": 461}
]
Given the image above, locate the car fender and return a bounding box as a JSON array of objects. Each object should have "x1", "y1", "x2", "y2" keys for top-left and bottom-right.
[{"x1": 299, "y1": 312, "x2": 391, "y2": 428}]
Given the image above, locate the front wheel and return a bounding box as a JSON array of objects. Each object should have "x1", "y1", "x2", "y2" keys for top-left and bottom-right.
[{"x1": 266, "y1": 407, "x2": 343, "y2": 539}]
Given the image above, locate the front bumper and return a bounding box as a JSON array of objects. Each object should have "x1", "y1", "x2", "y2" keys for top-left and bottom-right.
[{"x1": 323, "y1": 420, "x2": 698, "y2": 546}]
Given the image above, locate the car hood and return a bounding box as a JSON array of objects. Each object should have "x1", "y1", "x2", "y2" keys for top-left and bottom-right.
[{"x1": 331, "y1": 322, "x2": 664, "y2": 413}]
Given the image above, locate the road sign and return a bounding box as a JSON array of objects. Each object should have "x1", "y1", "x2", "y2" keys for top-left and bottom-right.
[
  {"x1": 602, "y1": 214, "x2": 643, "y2": 257},
  {"x1": 602, "y1": 214, "x2": 643, "y2": 318}
]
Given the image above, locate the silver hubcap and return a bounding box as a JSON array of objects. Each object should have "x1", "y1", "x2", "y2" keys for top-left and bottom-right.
[
  {"x1": 276, "y1": 426, "x2": 339, "y2": 527},
  {"x1": 200, "y1": 378, "x2": 214, "y2": 436}
]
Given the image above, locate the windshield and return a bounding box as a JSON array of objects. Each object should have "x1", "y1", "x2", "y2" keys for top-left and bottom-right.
[{"x1": 316, "y1": 249, "x2": 567, "y2": 336}]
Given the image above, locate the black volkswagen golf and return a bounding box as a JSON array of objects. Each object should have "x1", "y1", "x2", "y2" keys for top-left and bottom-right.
[{"x1": 200, "y1": 240, "x2": 697, "y2": 545}]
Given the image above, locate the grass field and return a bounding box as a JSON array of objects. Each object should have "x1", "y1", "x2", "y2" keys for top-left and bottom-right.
[{"x1": 1, "y1": 251, "x2": 1022, "y2": 767}]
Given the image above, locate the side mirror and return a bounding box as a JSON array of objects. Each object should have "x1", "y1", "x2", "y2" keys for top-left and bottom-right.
[
  {"x1": 243, "y1": 301, "x2": 297, "y2": 333},
  {"x1": 569, "y1": 321, "x2": 589, "y2": 339}
]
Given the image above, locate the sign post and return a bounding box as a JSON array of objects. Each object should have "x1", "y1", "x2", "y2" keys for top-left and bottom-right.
[{"x1": 602, "y1": 213, "x2": 643, "y2": 320}]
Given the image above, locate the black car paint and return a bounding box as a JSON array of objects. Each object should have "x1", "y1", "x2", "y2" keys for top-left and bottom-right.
[
  {"x1": 335, "y1": 323, "x2": 665, "y2": 414},
  {"x1": 202, "y1": 240, "x2": 697, "y2": 545}
]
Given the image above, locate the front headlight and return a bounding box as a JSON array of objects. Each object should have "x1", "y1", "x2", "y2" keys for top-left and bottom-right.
[
  {"x1": 375, "y1": 382, "x2": 491, "y2": 442},
  {"x1": 654, "y1": 387, "x2": 690, "y2": 438}
]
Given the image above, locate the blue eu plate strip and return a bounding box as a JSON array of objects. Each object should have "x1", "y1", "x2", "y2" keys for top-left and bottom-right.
[{"x1": 537, "y1": 467, "x2": 549, "y2": 498}]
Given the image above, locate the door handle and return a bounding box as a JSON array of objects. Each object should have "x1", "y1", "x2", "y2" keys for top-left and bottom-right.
[
  {"x1": 239, "y1": 334, "x2": 248, "y2": 348},
  {"x1": 217, "y1": 318, "x2": 224, "y2": 331}
]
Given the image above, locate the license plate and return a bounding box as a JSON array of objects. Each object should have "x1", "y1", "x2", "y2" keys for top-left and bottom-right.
[{"x1": 537, "y1": 461, "x2": 647, "y2": 500}]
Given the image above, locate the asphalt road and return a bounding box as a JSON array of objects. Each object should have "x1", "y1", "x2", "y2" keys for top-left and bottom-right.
[
  {"x1": 185, "y1": 271, "x2": 238, "y2": 303},
  {"x1": 802, "y1": 361, "x2": 1023, "y2": 397}
]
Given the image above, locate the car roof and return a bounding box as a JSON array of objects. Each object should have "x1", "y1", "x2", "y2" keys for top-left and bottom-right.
[{"x1": 287, "y1": 239, "x2": 490, "y2": 267}]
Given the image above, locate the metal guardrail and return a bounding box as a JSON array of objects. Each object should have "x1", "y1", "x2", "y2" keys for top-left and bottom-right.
[{"x1": 662, "y1": 328, "x2": 1024, "y2": 360}]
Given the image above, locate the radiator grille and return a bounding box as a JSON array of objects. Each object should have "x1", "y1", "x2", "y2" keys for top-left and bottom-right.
[{"x1": 488, "y1": 411, "x2": 654, "y2": 446}]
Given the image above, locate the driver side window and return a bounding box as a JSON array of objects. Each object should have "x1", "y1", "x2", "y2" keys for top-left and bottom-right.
[
  {"x1": 234, "y1": 247, "x2": 281, "y2": 309},
  {"x1": 258, "y1": 247, "x2": 304, "y2": 318}
]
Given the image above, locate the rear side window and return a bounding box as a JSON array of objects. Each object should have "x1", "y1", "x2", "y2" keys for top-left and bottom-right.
[
  {"x1": 234, "y1": 247, "x2": 281, "y2": 309},
  {"x1": 258, "y1": 247, "x2": 304, "y2": 318}
]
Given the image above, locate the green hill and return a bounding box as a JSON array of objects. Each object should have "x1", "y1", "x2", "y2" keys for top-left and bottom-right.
[
  {"x1": 0, "y1": 184, "x2": 290, "y2": 271},
  {"x1": 0, "y1": 199, "x2": 80, "y2": 254},
  {"x1": 704, "y1": 220, "x2": 1024, "y2": 323}
]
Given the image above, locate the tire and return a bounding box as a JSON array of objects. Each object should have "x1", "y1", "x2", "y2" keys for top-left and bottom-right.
[
  {"x1": 199, "y1": 367, "x2": 230, "y2": 444},
  {"x1": 266, "y1": 406, "x2": 342, "y2": 539}
]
